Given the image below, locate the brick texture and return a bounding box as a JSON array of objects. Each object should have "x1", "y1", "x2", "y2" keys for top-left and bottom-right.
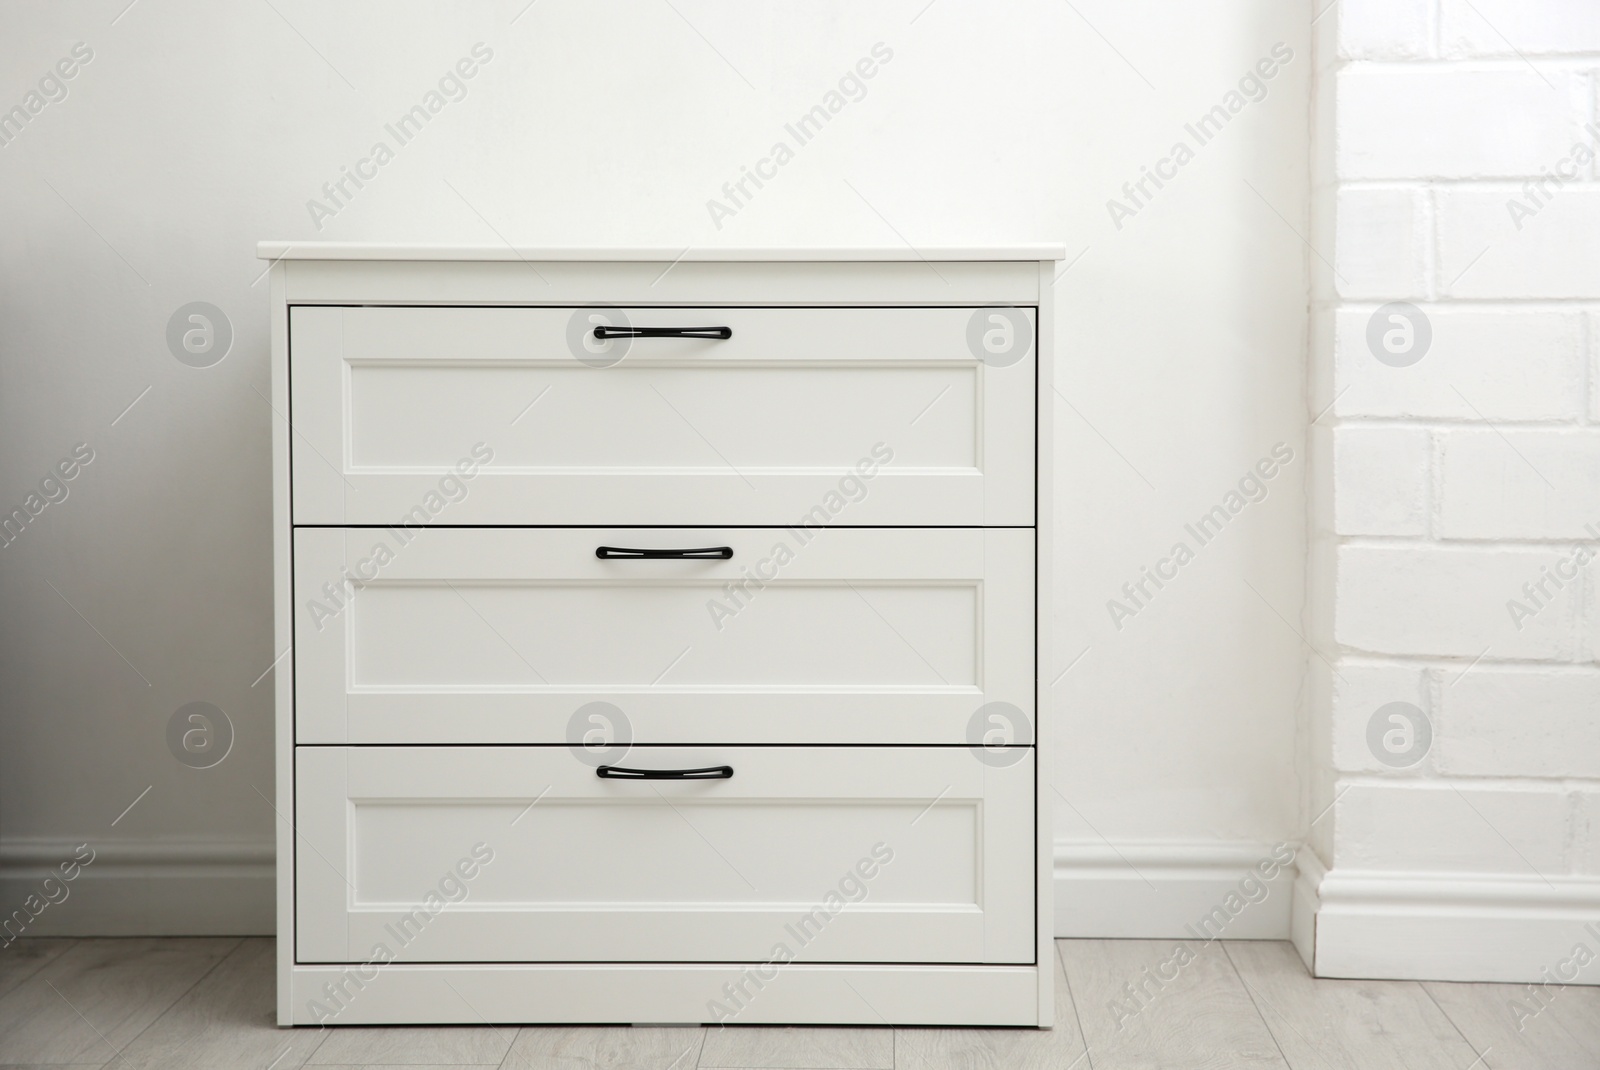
[
  {"x1": 1334, "y1": 188, "x2": 1428, "y2": 299},
  {"x1": 1333, "y1": 307, "x2": 1584, "y2": 421},
  {"x1": 1333, "y1": 782, "x2": 1571, "y2": 873},
  {"x1": 1439, "y1": 0, "x2": 1600, "y2": 57},
  {"x1": 1333, "y1": 426, "x2": 1429, "y2": 535},
  {"x1": 1439, "y1": 430, "x2": 1600, "y2": 538},
  {"x1": 1438, "y1": 669, "x2": 1600, "y2": 778},
  {"x1": 1338, "y1": 0, "x2": 1434, "y2": 61},
  {"x1": 1336, "y1": 68, "x2": 1585, "y2": 180},
  {"x1": 1318, "y1": 0, "x2": 1600, "y2": 889},
  {"x1": 1437, "y1": 188, "x2": 1600, "y2": 300},
  {"x1": 1335, "y1": 545, "x2": 1580, "y2": 659}
]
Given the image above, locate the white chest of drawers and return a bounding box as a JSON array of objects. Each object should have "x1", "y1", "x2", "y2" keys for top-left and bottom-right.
[{"x1": 263, "y1": 245, "x2": 1060, "y2": 1028}]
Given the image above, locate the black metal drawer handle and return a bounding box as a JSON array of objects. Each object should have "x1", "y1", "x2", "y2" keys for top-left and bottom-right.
[
  {"x1": 596, "y1": 545, "x2": 733, "y2": 560},
  {"x1": 593, "y1": 326, "x2": 732, "y2": 340},
  {"x1": 597, "y1": 764, "x2": 734, "y2": 780}
]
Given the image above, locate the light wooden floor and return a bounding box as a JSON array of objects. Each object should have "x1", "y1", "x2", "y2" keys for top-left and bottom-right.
[{"x1": 2, "y1": 937, "x2": 1596, "y2": 1069}]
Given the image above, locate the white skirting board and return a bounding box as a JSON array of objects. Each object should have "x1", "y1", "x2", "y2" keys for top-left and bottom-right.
[
  {"x1": 0, "y1": 839, "x2": 273, "y2": 939},
  {"x1": 1057, "y1": 839, "x2": 1600, "y2": 986},
  {"x1": 1053, "y1": 840, "x2": 1299, "y2": 941},
  {"x1": 13, "y1": 834, "x2": 1599, "y2": 990},
  {"x1": 1298, "y1": 852, "x2": 1600, "y2": 985}
]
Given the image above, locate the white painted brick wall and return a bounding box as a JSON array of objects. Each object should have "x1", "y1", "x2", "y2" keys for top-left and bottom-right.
[
  {"x1": 1337, "y1": 0, "x2": 1433, "y2": 61},
  {"x1": 1336, "y1": 68, "x2": 1585, "y2": 180},
  {"x1": 1436, "y1": 189, "x2": 1600, "y2": 299},
  {"x1": 1318, "y1": 0, "x2": 1600, "y2": 900},
  {"x1": 1591, "y1": 310, "x2": 1600, "y2": 423},
  {"x1": 1578, "y1": 790, "x2": 1600, "y2": 874},
  {"x1": 1329, "y1": 661, "x2": 1430, "y2": 773},
  {"x1": 1439, "y1": 430, "x2": 1600, "y2": 538},
  {"x1": 1336, "y1": 545, "x2": 1580, "y2": 659},
  {"x1": 1333, "y1": 188, "x2": 1428, "y2": 299},
  {"x1": 1333, "y1": 426, "x2": 1429, "y2": 535},
  {"x1": 1439, "y1": 0, "x2": 1600, "y2": 57},
  {"x1": 1333, "y1": 307, "x2": 1585, "y2": 420},
  {"x1": 1333, "y1": 782, "x2": 1571, "y2": 873},
  {"x1": 1438, "y1": 669, "x2": 1600, "y2": 778}
]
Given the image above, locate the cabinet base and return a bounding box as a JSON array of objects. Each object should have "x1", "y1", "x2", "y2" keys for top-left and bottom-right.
[{"x1": 283, "y1": 962, "x2": 1046, "y2": 1027}]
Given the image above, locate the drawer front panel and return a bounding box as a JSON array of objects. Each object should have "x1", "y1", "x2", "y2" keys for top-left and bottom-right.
[
  {"x1": 294, "y1": 745, "x2": 1033, "y2": 964},
  {"x1": 289, "y1": 305, "x2": 1034, "y2": 526},
  {"x1": 295, "y1": 527, "x2": 1034, "y2": 744}
]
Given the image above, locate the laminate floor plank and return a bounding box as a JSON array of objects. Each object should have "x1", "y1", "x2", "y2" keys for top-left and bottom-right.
[
  {"x1": 308, "y1": 1025, "x2": 515, "y2": 1065},
  {"x1": 1058, "y1": 938, "x2": 1289, "y2": 1069},
  {"x1": 0, "y1": 936, "x2": 238, "y2": 1065},
  {"x1": 501, "y1": 1024, "x2": 704, "y2": 1069},
  {"x1": 100, "y1": 938, "x2": 325, "y2": 1070},
  {"x1": 697, "y1": 1026, "x2": 893, "y2": 1069},
  {"x1": 5, "y1": 935, "x2": 1579, "y2": 1070},
  {"x1": 0, "y1": 940, "x2": 76, "y2": 1002},
  {"x1": 1222, "y1": 941, "x2": 1480, "y2": 1070},
  {"x1": 891, "y1": 942, "x2": 1088, "y2": 1070},
  {"x1": 1423, "y1": 978, "x2": 1600, "y2": 1070}
]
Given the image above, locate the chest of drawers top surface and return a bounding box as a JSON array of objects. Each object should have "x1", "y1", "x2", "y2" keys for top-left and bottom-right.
[
  {"x1": 257, "y1": 243, "x2": 1067, "y2": 259},
  {"x1": 259, "y1": 245, "x2": 1060, "y2": 306}
]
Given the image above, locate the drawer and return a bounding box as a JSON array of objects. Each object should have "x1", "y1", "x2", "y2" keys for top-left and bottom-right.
[
  {"x1": 294, "y1": 745, "x2": 1034, "y2": 964},
  {"x1": 288, "y1": 305, "x2": 1035, "y2": 526},
  {"x1": 295, "y1": 526, "x2": 1034, "y2": 745}
]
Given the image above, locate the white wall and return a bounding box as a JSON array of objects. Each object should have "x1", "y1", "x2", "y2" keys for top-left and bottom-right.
[
  {"x1": 0, "y1": 0, "x2": 1309, "y2": 937},
  {"x1": 1305, "y1": 0, "x2": 1600, "y2": 982},
  {"x1": 1049, "y1": 4, "x2": 1310, "y2": 934}
]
